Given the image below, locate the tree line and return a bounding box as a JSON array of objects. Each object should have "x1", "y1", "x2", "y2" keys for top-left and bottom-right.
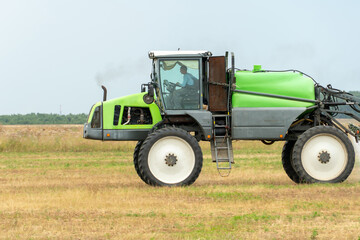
[
  {"x1": 0, "y1": 113, "x2": 88, "y2": 125},
  {"x1": 336, "y1": 91, "x2": 360, "y2": 119}
]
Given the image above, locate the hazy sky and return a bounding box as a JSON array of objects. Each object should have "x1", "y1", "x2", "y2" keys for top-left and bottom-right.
[{"x1": 1, "y1": 0, "x2": 360, "y2": 114}]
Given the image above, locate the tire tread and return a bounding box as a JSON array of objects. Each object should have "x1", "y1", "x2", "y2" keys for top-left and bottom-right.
[
  {"x1": 133, "y1": 141, "x2": 149, "y2": 184},
  {"x1": 282, "y1": 141, "x2": 301, "y2": 183}
]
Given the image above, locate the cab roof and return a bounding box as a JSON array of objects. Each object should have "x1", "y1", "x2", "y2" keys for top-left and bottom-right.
[{"x1": 148, "y1": 50, "x2": 212, "y2": 59}]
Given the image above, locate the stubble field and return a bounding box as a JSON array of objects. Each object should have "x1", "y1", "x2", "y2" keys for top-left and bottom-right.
[{"x1": 0, "y1": 124, "x2": 360, "y2": 239}]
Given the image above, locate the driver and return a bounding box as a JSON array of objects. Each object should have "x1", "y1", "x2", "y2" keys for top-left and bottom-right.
[
  {"x1": 176, "y1": 65, "x2": 197, "y2": 88},
  {"x1": 173, "y1": 65, "x2": 198, "y2": 109}
]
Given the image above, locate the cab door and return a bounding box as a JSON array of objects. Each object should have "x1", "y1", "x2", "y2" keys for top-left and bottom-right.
[{"x1": 158, "y1": 58, "x2": 201, "y2": 110}]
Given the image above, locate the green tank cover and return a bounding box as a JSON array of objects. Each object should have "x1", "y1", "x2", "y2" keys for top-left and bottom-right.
[{"x1": 232, "y1": 70, "x2": 315, "y2": 108}]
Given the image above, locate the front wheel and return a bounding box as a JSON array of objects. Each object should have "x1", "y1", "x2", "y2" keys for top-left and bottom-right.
[
  {"x1": 138, "y1": 127, "x2": 203, "y2": 186},
  {"x1": 292, "y1": 126, "x2": 355, "y2": 183}
]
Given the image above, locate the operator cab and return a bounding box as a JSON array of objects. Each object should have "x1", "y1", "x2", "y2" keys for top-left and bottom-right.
[{"x1": 149, "y1": 51, "x2": 212, "y2": 112}]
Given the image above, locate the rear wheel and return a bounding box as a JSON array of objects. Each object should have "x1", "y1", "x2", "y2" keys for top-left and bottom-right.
[
  {"x1": 292, "y1": 126, "x2": 355, "y2": 183},
  {"x1": 281, "y1": 141, "x2": 301, "y2": 183},
  {"x1": 138, "y1": 127, "x2": 203, "y2": 186}
]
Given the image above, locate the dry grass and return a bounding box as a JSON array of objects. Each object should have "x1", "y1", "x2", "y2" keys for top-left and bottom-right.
[
  {"x1": 0, "y1": 125, "x2": 136, "y2": 152},
  {"x1": 0, "y1": 125, "x2": 360, "y2": 239}
]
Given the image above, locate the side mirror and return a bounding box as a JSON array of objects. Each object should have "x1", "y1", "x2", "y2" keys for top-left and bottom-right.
[{"x1": 143, "y1": 83, "x2": 154, "y2": 104}]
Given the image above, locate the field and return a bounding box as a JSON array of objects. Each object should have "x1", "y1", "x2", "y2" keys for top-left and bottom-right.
[{"x1": 1, "y1": 124, "x2": 360, "y2": 239}]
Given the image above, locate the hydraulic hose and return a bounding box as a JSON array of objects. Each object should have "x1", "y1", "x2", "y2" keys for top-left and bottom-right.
[
  {"x1": 255, "y1": 69, "x2": 318, "y2": 84},
  {"x1": 123, "y1": 107, "x2": 131, "y2": 125}
]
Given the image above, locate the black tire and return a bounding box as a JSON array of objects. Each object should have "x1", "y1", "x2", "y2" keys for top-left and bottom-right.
[
  {"x1": 138, "y1": 127, "x2": 203, "y2": 186},
  {"x1": 133, "y1": 141, "x2": 149, "y2": 184},
  {"x1": 281, "y1": 141, "x2": 301, "y2": 183},
  {"x1": 292, "y1": 126, "x2": 355, "y2": 183}
]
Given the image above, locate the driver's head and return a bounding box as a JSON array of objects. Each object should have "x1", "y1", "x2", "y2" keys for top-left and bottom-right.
[{"x1": 180, "y1": 65, "x2": 187, "y2": 74}]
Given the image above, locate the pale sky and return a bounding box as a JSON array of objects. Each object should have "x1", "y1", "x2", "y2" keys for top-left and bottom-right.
[{"x1": 1, "y1": 0, "x2": 359, "y2": 114}]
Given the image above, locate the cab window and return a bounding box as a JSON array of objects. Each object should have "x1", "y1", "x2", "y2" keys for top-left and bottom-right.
[{"x1": 159, "y1": 60, "x2": 200, "y2": 110}]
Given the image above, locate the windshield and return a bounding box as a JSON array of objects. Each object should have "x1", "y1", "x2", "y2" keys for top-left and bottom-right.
[{"x1": 159, "y1": 59, "x2": 200, "y2": 110}]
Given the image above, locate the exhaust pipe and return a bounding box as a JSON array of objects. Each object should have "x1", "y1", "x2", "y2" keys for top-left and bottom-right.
[{"x1": 101, "y1": 85, "x2": 107, "y2": 101}]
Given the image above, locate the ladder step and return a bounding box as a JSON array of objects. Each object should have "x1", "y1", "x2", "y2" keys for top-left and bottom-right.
[
  {"x1": 212, "y1": 158, "x2": 235, "y2": 163},
  {"x1": 216, "y1": 147, "x2": 229, "y2": 150},
  {"x1": 217, "y1": 167, "x2": 231, "y2": 170},
  {"x1": 217, "y1": 160, "x2": 230, "y2": 163}
]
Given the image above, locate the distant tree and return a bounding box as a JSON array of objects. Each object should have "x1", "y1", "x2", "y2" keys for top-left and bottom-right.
[
  {"x1": 0, "y1": 113, "x2": 88, "y2": 125},
  {"x1": 350, "y1": 91, "x2": 360, "y2": 98},
  {"x1": 329, "y1": 91, "x2": 360, "y2": 119}
]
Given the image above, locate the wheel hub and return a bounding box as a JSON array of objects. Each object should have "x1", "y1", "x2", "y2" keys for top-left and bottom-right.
[
  {"x1": 318, "y1": 151, "x2": 331, "y2": 164},
  {"x1": 165, "y1": 153, "x2": 178, "y2": 167}
]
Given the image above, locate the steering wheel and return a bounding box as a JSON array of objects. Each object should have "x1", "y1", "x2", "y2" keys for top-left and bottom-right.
[{"x1": 163, "y1": 79, "x2": 177, "y2": 92}]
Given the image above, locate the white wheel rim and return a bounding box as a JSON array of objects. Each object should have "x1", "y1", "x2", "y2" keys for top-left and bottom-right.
[
  {"x1": 301, "y1": 133, "x2": 348, "y2": 181},
  {"x1": 148, "y1": 136, "x2": 195, "y2": 184}
]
